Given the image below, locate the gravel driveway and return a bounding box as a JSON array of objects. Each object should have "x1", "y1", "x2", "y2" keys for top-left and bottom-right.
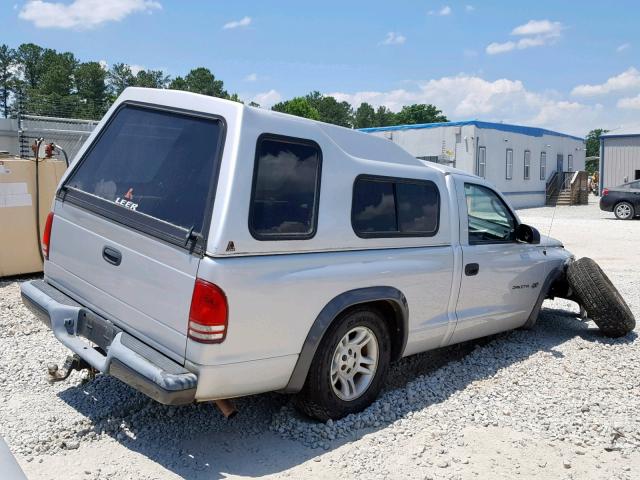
[{"x1": 1, "y1": 197, "x2": 638, "y2": 479}]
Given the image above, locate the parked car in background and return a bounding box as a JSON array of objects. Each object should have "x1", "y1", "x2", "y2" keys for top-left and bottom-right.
[{"x1": 599, "y1": 180, "x2": 640, "y2": 219}]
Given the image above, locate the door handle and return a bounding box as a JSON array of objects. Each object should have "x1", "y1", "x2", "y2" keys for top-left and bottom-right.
[
  {"x1": 465, "y1": 263, "x2": 479, "y2": 276},
  {"x1": 102, "y1": 246, "x2": 122, "y2": 266}
]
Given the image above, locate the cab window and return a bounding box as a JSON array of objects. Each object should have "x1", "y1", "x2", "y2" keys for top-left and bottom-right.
[{"x1": 464, "y1": 183, "x2": 516, "y2": 244}]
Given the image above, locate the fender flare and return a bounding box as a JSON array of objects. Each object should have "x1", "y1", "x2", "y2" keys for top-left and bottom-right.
[
  {"x1": 523, "y1": 258, "x2": 572, "y2": 329},
  {"x1": 282, "y1": 286, "x2": 408, "y2": 393}
]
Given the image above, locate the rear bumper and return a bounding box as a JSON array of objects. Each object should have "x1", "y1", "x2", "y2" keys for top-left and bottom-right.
[
  {"x1": 599, "y1": 196, "x2": 615, "y2": 212},
  {"x1": 20, "y1": 280, "x2": 197, "y2": 405}
]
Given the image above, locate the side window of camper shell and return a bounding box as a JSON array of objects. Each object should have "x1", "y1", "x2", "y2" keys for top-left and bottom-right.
[
  {"x1": 351, "y1": 176, "x2": 440, "y2": 238},
  {"x1": 249, "y1": 134, "x2": 322, "y2": 240}
]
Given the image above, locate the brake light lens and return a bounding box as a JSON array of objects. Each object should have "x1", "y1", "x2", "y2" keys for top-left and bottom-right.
[
  {"x1": 42, "y1": 212, "x2": 54, "y2": 260},
  {"x1": 188, "y1": 279, "x2": 228, "y2": 343},
  {"x1": 602, "y1": 188, "x2": 609, "y2": 196}
]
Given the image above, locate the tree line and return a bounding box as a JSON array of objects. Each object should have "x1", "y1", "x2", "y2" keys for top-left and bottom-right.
[{"x1": 0, "y1": 42, "x2": 448, "y2": 127}]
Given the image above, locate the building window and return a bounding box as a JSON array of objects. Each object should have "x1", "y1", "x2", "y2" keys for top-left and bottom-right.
[
  {"x1": 568, "y1": 154, "x2": 573, "y2": 172},
  {"x1": 249, "y1": 134, "x2": 322, "y2": 240},
  {"x1": 540, "y1": 152, "x2": 547, "y2": 180},
  {"x1": 505, "y1": 148, "x2": 513, "y2": 180},
  {"x1": 523, "y1": 150, "x2": 531, "y2": 180},
  {"x1": 477, "y1": 146, "x2": 486, "y2": 178},
  {"x1": 352, "y1": 176, "x2": 440, "y2": 237}
]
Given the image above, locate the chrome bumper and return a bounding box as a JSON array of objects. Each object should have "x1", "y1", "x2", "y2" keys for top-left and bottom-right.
[{"x1": 21, "y1": 280, "x2": 197, "y2": 405}]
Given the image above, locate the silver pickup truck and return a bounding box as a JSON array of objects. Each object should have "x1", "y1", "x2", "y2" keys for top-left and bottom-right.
[{"x1": 21, "y1": 88, "x2": 635, "y2": 420}]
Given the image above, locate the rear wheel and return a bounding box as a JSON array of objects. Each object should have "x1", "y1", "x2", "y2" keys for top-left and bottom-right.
[
  {"x1": 566, "y1": 257, "x2": 635, "y2": 337},
  {"x1": 614, "y1": 201, "x2": 634, "y2": 220},
  {"x1": 293, "y1": 307, "x2": 391, "y2": 421}
]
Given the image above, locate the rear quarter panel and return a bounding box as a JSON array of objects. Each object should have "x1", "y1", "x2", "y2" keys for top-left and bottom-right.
[{"x1": 187, "y1": 246, "x2": 455, "y2": 366}]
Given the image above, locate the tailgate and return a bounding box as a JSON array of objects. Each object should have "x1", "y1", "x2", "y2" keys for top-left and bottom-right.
[{"x1": 46, "y1": 103, "x2": 225, "y2": 362}]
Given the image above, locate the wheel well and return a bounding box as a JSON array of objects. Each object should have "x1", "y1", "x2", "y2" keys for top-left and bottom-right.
[
  {"x1": 340, "y1": 300, "x2": 405, "y2": 362},
  {"x1": 282, "y1": 287, "x2": 408, "y2": 393}
]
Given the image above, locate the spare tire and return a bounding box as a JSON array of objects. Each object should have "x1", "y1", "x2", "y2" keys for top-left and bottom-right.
[{"x1": 566, "y1": 257, "x2": 635, "y2": 337}]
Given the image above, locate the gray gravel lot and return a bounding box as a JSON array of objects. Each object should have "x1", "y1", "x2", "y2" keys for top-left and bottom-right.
[{"x1": 1, "y1": 197, "x2": 638, "y2": 479}]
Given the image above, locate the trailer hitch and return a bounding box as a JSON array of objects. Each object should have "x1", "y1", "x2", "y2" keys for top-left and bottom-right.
[{"x1": 47, "y1": 354, "x2": 97, "y2": 383}]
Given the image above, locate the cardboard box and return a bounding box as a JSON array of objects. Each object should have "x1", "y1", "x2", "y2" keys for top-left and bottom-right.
[{"x1": 0, "y1": 155, "x2": 67, "y2": 277}]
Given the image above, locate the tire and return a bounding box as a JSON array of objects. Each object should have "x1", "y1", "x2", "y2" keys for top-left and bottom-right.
[
  {"x1": 566, "y1": 257, "x2": 635, "y2": 337},
  {"x1": 614, "y1": 201, "x2": 635, "y2": 220},
  {"x1": 293, "y1": 307, "x2": 391, "y2": 421}
]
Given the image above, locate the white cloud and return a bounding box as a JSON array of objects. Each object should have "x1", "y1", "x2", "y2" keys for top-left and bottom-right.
[
  {"x1": 429, "y1": 6, "x2": 452, "y2": 16},
  {"x1": 486, "y1": 41, "x2": 516, "y2": 55},
  {"x1": 465, "y1": 5, "x2": 475, "y2": 12},
  {"x1": 617, "y1": 94, "x2": 640, "y2": 109},
  {"x1": 98, "y1": 60, "x2": 108, "y2": 71},
  {"x1": 329, "y1": 74, "x2": 606, "y2": 136},
  {"x1": 128, "y1": 64, "x2": 146, "y2": 75},
  {"x1": 617, "y1": 43, "x2": 630, "y2": 53},
  {"x1": 380, "y1": 32, "x2": 406, "y2": 46},
  {"x1": 18, "y1": 0, "x2": 161, "y2": 29},
  {"x1": 223, "y1": 16, "x2": 251, "y2": 30},
  {"x1": 511, "y1": 19, "x2": 562, "y2": 37},
  {"x1": 244, "y1": 73, "x2": 258, "y2": 82},
  {"x1": 252, "y1": 89, "x2": 281, "y2": 108},
  {"x1": 571, "y1": 67, "x2": 640, "y2": 96},
  {"x1": 486, "y1": 19, "x2": 563, "y2": 55}
]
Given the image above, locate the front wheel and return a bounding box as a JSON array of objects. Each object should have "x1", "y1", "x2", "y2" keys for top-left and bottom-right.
[
  {"x1": 614, "y1": 201, "x2": 635, "y2": 220},
  {"x1": 293, "y1": 307, "x2": 391, "y2": 421}
]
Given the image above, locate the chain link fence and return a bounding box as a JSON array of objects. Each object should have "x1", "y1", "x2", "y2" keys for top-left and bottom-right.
[{"x1": 15, "y1": 91, "x2": 104, "y2": 161}]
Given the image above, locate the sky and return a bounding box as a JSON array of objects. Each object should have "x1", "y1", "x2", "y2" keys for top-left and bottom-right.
[{"x1": 3, "y1": 0, "x2": 640, "y2": 137}]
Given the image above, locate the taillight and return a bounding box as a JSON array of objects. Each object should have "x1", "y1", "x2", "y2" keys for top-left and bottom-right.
[
  {"x1": 602, "y1": 188, "x2": 609, "y2": 196},
  {"x1": 188, "y1": 279, "x2": 228, "y2": 343},
  {"x1": 42, "y1": 212, "x2": 54, "y2": 260}
]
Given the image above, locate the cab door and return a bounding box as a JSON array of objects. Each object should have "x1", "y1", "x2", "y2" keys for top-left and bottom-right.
[{"x1": 450, "y1": 179, "x2": 547, "y2": 344}]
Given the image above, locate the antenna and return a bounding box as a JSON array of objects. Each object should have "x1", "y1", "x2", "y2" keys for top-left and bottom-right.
[
  {"x1": 544, "y1": 199, "x2": 558, "y2": 255},
  {"x1": 545, "y1": 171, "x2": 563, "y2": 254}
]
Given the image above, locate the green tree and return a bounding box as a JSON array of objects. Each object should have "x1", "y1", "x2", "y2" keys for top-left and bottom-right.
[
  {"x1": 374, "y1": 106, "x2": 397, "y2": 127},
  {"x1": 39, "y1": 51, "x2": 76, "y2": 96},
  {"x1": 74, "y1": 61, "x2": 108, "y2": 117},
  {"x1": 586, "y1": 128, "x2": 609, "y2": 158},
  {"x1": 168, "y1": 76, "x2": 188, "y2": 91},
  {"x1": 134, "y1": 69, "x2": 170, "y2": 89},
  {"x1": 0, "y1": 44, "x2": 16, "y2": 117},
  {"x1": 169, "y1": 67, "x2": 228, "y2": 98},
  {"x1": 16, "y1": 43, "x2": 46, "y2": 89},
  {"x1": 354, "y1": 102, "x2": 376, "y2": 128},
  {"x1": 305, "y1": 91, "x2": 353, "y2": 127},
  {"x1": 395, "y1": 104, "x2": 447, "y2": 125},
  {"x1": 272, "y1": 97, "x2": 320, "y2": 120},
  {"x1": 107, "y1": 63, "x2": 135, "y2": 97}
]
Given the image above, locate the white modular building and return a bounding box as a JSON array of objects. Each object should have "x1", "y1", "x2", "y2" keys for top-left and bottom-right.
[
  {"x1": 599, "y1": 129, "x2": 640, "y2": 191},
  {"x1": 361, "y1": 121, "x2": 586, "y2": 208}
]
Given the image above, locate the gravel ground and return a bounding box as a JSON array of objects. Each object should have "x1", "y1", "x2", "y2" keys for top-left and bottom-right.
[{"x1": 1, "y1": 196, "x2": 638, "y2": 479}]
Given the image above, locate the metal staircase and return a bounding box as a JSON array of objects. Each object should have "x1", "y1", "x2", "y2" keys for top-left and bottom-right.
[{"x1": 546, "y1": 171, "x2": 588, "y2": 206}]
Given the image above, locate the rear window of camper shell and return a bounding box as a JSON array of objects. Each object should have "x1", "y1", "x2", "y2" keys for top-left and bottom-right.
[{"x1": 62, "y1": 103, "x2": 225, "y2": 251}]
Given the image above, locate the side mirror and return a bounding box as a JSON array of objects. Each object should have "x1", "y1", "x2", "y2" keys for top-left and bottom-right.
[{"x1": 515, "y1": 224, "x2": 541, "y2": 244}]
